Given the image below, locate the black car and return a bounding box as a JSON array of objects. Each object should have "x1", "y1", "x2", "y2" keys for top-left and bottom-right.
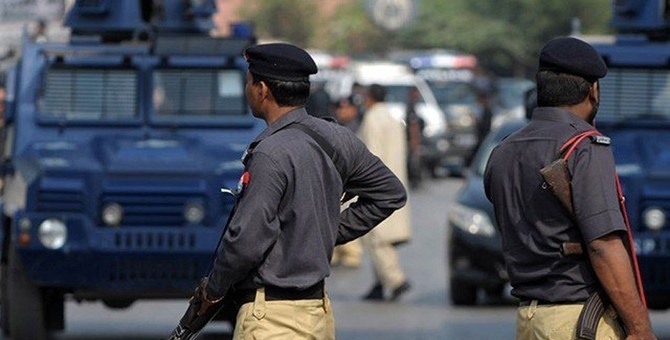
[{"x1": 446, "y1": 119, "x2": 527, "y2": 305}]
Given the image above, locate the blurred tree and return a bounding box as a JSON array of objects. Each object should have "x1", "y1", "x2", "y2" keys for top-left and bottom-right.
[
  {"x1": 326, "y1": 0, "x2": 389, "y2": 56},
  {"x1": 241, "y1": 0, "x2": 319, "y2": 46},
  {"x1": 396, "y1": 0, "x2": 612, "y2": 77}
]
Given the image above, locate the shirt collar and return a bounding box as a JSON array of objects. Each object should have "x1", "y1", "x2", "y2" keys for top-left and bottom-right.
[
  {"x1": 531, "y1": 107, "x2": 594, "y2": 131},
  {"x1": 251, "y1": 107, "x2": 309, "y2": 145}
]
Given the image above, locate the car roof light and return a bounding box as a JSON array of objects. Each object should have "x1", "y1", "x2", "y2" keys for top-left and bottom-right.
[{"x1": 411, "y1": 54, "x2": 478, "y2": 70}]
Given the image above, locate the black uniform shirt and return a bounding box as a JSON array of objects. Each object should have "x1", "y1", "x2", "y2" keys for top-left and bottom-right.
[
  {"x1": 207, "y1": 108, "x2": 407, "y2": 297},
  {"x1": 483, "y1": 107, "x2": 626, "y2": 302}
]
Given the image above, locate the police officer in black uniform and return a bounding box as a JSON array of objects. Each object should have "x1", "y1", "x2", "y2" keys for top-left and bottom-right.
[
  {"x1": 484, "y1": 37, "x2": 655, "y2": 339},
  {"x1": 187, "y1": 43, "x2": 407, "y2": 339}
]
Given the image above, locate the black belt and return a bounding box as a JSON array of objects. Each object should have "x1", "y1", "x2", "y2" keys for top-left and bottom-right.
[
  {"x1": 233, "y1": 280, "x2": 325, "y2": 305},
  {"x1": 518, "y1": 299, "x2": 584, "y2": 306}
]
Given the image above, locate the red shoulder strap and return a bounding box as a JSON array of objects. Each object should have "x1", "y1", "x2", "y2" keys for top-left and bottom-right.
[{"x1": 560, "y1": 130, "x2": 600, "y2": 161}]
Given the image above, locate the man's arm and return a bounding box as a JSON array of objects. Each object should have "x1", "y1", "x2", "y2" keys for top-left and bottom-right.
[
  {"x1": 337, "y1": 133, "x2": 407, "y2": 244},
  {"x1": 588, "y1": 233, "x2": 655, "y2": 339},
  {"x1": 206, "y1": 152, "x2": 285, "y2": 298}
]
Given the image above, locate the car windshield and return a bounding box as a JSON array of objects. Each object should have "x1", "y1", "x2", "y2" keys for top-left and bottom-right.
[
  {"x1": 384, "y1": 85, "x2": 424, "y2": 103},
  {"x1": 599, "y1": 68, "x2": 670, "y2": 120},
  {"x1": 153, "y1": 68, "x2": 246, "y2": 121},
  {"x1": 427, "y1": 81, "x2": 476, "y2": 106}
]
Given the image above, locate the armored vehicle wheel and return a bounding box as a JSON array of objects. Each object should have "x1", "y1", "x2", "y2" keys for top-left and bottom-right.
[
  {"x1": 7, "y1": 244, "x2": 48, "y2": 340},
  {"x1": 450, "y1": 278, "x2": 477, "y2": 306},
  {"x1": 1, "y1": 215, "x2": 10, "y2": 335},
  {"x1": 1, "y1": 263, "x2": 9, "y2": 336}
]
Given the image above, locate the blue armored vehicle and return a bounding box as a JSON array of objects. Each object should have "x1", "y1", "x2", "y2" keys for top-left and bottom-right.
[
  {"x1": 591, "y1": 0, "x2": 670, "y2": 310},
  {"x1": 0, "y1": 0, "x2": 260, "y2": 338}
]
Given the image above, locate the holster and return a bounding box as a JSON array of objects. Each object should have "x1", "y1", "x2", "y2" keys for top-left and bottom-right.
[
  {"x1": 540, "y1": 158, "x2": 574, "y2": 215},
  {"x1": 540, "y1": 158, "x2": 585, "y2": 257}
]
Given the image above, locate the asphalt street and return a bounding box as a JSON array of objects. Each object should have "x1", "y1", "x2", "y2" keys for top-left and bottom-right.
[{"x1": 3, "y1": 177, "x2": 668, "y2": 339}]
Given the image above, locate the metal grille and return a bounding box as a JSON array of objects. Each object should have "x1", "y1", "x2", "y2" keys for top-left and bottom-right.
[
  {"x1": 642, "y1": 261, "x2": 670, "y2": 289},
  {"x1": 113, "y1": 230, "x2": 196, "y2": 250},
  {"x1": 599, "y1": 68, "x2": 670, "y2": 119},
  {"x1": 36, "y1": 189, "x2": 84, "y2": 213},
  {"x1": 41, "y1": 68, "x2": 137, "y2": 119},
  {"x1": 101, "y1": 192, "x2": 205, "y2": 227},
  {"x1": 109, "y1": 257, "x2": 201, "y2": 283}
]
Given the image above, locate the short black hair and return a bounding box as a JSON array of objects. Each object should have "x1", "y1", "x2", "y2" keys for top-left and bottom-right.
[
  {"x1": 368, "y1": 84, "x2": 386, "y2": 102},
  {"x1": 536, "y1": 71, "x2": 592, "y2": 107},
  {"x1": 251, "y1": 72, "x2": 311, "y2": 107}
]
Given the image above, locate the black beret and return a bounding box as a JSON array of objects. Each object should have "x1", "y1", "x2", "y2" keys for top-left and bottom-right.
[
  {"x1": 244, "y1": 43, "x2": 318, "y2": 81},
  {"x1": 539, "y1": 37, "x2": 607, "y2": 82}
]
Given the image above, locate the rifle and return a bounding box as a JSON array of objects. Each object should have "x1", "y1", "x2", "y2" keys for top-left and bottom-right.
[
  {"x1": 539, "y1": 130, "x2": 646, "y2": 339},
  {"x1": 166, "y1": 278, "x2": 226, "y2": 340}
]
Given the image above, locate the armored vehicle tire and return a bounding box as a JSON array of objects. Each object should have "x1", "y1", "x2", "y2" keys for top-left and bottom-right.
[
  {"x1": 103, "y1": 299, "x2": 135, "y2": 309},
  {"x1": 1, "y1": 263, "x2": 8, "y2": 336},
  {"x1": 7, "y1": 244, "x2": 48, "y2": 340},
  {"x1": 450, "y1": 278, "x2": 477, "y2": 306}
]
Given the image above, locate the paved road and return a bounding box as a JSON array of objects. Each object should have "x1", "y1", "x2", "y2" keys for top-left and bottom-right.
[{"x1": 6, "y1": 177, "x2": 669, "y2": 339}]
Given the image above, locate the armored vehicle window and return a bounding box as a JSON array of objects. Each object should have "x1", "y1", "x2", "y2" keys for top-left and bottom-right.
[
  {"x1": 599, "y1": 68, "x2": 670, "y2": 120},
  {"x1": 39, "y1": 68, "x2": 138, "y2": 120},
  {"x1": 153, "y1": 69, "x2": 245, "y2": 119}
]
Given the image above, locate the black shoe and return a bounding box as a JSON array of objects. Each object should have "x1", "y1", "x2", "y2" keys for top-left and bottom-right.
[
  {"x1": 390, "y1": 281, "x2": 411, "y2": 301},
  {"x1": 363, "y1": 283, "x2": 384, "y2": 301}
]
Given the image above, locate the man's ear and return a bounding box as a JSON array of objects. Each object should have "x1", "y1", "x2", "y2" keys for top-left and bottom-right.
[
  {"x1": 258, "y1": 80, "x2": 270, "y2": 102},
  {"x1": 589, "y1": 81, "x2": 599, "y2": 101}
]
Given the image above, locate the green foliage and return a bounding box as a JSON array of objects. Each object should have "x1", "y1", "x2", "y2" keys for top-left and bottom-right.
[
  {"x1": 397, "y1": 0, "x2": 612, "y2": 76},
  {"x1": 243, "y1": 0, "x2": 319, "y2": 46}
]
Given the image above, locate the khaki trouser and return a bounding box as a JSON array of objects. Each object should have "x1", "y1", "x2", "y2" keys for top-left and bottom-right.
[
  {"x1": 516, "y1": 300, "x2": 625, "y2": 340},
  {"x1": 232, "y1": 287, "x2": 335, "y2": 340},
  {"x1": 332, "y1": 239, "x2": 362, "y2": 267},
  {"x1": 361, "y1": 231, "x2": 406, "y2": 291}
]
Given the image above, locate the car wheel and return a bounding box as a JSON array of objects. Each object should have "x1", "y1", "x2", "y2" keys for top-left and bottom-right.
[
  {"x1": 7, "y1": 243, "x2": 48, "y2": 340},
  {"x1": 450, "y1": 278, "x2": 477, "y2": 306}
]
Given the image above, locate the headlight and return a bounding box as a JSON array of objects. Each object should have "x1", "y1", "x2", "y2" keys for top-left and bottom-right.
[
  {"x1": 643, "y1": 207, "x2": 665, "y2": 231},
  {"x1": 102, "y1": 203, "x2": 124, "y2": 227},
  {"x1": 454, "y1": 114, "x2": 474, "y2": 128},
  {"x1": 38, "y1": 219, "x2": 67, "y2": 249},
  {"x1": 436, "y1": 139, "x2": 450, "y2": 152},
  {"x1": 448, "y1": 204, "x2": 496, "y2": 237},
  {"x1": 184, "y1": 202, "x2": 205, "y2": 224},
  {"x1": 447, "y1": 107, "x2": 475, "y2": 128}
]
